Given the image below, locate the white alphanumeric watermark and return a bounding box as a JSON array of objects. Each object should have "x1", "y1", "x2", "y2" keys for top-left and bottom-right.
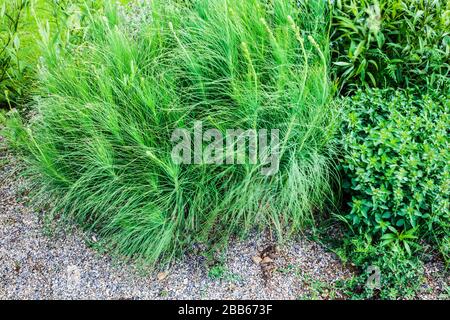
[
  {"x1": 366, "y1": 265, "x2": 381, "y2": 290},
  {"x1": 66, "y1": 265, "x2": 81, "y2": 291},
  {"x1": 171, "y1": 121, "x2": 280, "y2": 176}
]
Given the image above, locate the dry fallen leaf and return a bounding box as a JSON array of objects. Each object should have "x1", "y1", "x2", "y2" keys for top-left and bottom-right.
[
  {"x1": 261, "y1": 256, "x2": 273, "y2": 264},
  {"x1": 157, "y1": 271, "x2": 168, "y2": 281},
  {"x1": 252, "y1": 256, "x2": 262, "y2": 265}
]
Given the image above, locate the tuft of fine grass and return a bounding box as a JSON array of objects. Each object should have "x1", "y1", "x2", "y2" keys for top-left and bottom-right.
[{"x1": 11, "y1": 0, "x2": 339, "y2": 265}]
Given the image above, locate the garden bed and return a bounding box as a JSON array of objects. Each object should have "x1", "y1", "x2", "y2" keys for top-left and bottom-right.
[
  {"x1": 1, "y1": 138, "x2": 448, "y2": 299},
  {"x1": 1, "y1": 0, "x2": 449, "y2": 300}
]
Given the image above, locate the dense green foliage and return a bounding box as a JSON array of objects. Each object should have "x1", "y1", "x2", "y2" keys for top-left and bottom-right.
[
  {"x1": 1, "y1": 0, "x2": 32, "y2": 108},
  {"x1": 340, "y1": 89, "x2": 449, "y2": 260},
  {"x1": 336, "y1": 235, "x2": 425, "y2": 299},
  {"x1": 331, "y1": 0, "x2": 450, "y2": 93},
  {"x1": 331, "y1": 1, "x2": 450, "y2": 298},
  {"x1": 1, "y1": 0, "x2": 448, "y2": 299},
  {"x1": 0, "y1": 0, "x2": 104, "y2": 109},
  {"x1": 9, "y1": 0, "x2": 338, "y2": 264}
]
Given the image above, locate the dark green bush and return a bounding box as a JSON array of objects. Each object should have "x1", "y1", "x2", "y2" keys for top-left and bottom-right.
[
  {"x1": 0, "y1": 0, "x2": 103, "y2": 109},
  {"x1": 0, "y1": 0, "x2": 32, "y2": 108},
  {"x1": 331, "y1": 0, "x2": 450, "y2": 93},
  {"x1": 340, "y1": 89, "x2": 449, "y2": 259},
  {"x1": 336, "y1": 235, "x2": 425, "y2": 299}
]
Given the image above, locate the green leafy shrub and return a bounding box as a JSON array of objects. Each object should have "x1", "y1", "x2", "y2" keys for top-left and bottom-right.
[
  {"x1": 336, "y1": 235, "x2": 425, "y2": 299},
  {"x1": 0, "y1": 0, "x2": 105, "y2": 109},
  {"x1": 331, "y1": 0, "x2": 450, "y2": 93},
  {"x1": 0, "y1": 0, "x2": 32, "y2": 108},
  {"x1": 340, "y1": 88, "x2": 449, "y2": 260},
  {"x1": 9, "y1": 0, "x2": 338, "y2": 264}
]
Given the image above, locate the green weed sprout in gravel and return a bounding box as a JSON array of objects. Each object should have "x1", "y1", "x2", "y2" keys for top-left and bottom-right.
[{"x1": 7, "y1": 0, "x2": 339, "y2": 265}]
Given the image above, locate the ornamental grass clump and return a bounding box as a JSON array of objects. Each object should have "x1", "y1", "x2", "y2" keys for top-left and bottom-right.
[{"x1": 11, "y1": 0, "x2": 338, "y2": 264}]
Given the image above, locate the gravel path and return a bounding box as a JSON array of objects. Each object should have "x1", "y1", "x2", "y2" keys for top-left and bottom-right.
[{"x1": 0, "y1": 135, "x2": 448, "y2": 300}]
